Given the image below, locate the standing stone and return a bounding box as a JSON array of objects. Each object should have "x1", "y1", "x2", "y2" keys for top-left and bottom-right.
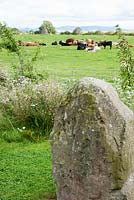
[{"x1": 50, "y1": 77, "x2": 134, "y2": 200}]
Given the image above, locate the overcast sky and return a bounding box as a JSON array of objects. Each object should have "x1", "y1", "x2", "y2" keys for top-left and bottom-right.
[{"x1": 0, "y1": 0, "x2": 134, "y2": 29}]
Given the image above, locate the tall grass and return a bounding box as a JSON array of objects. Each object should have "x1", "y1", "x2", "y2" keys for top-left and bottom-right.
[{"x1": 0, "y1": 72, "x2": 65, "y2": 141}]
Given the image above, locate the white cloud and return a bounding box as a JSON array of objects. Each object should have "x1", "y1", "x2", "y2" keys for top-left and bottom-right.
[{"x1": 0, "y1": 0, "x2": 134, "y2": 29}]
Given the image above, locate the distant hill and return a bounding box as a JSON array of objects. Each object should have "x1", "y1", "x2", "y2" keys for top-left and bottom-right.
[
  {"x1": 19, "y1": 27, "x2": 38, "y2": 32},
  {"x1": 56, "y1": 25, "x2": 116, "y2": 33},
  {"x1": 19, "y1": 26, "x2": 116, "y2": 33},
  {"x1": 19, "y1": 25, "x2": 134, "y2": 33}
]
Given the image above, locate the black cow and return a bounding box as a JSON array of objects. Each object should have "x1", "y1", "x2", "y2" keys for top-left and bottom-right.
[
  {"x1": 97, "y1": 40, "x2": 112, "y2": 49},
  {"x1": 51, "y1": 41, "x2": 58, "y2": 45},
  {"x1": 39, "y1": 42, "x2": 47, "y2": 46},
  {"x1": 59, "y1": 41, "x2": 71, "y2": 46},
  {"x1": 77, "y1": 43, "x2": 87, "y2": 50}
]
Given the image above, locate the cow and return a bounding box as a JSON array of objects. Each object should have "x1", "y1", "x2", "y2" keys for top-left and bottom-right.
[
  {"x1": 18, "y1": 40, "x2": 39, "y2": 46},
  {"x1": 39, "y1": 42, "x2": 47, "y2": 46},
  {"x1": 65, "y1": 38, "x2": 79, "y2": 46},
  {"x1": 26, "y1": 42, "x2": 40, "y2": 46},
  {"x1": 66, "y1": 38, "x2": 74, "y2": 45},
  {"x1": 77, "y1": 42, "x2": 87, "y2": 50},
  {"x1": 85, "y1": 39, "x2": 95, "y2": 48},
  {"x1": 51, "y1": 41, "x2": 58, "y2": 45},
  {"x1": 86, "y1": 44, "x2": 101, "y2": 52},
  {"x1": 97, "y1": 40, "x2": 112, "y2": 49},
  {"x1": 59, "y1": 41, "x2": 71, "y2": 46},
  {"x1": 72, "y1": 40, "x2": 79, "y2": 45}
]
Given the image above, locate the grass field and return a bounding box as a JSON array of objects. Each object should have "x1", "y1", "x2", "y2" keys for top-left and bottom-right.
[
  {"x1": 0, "y1": 34, "x2": 134, "y2": 200},
  {"x1": 0, "y1": 34, "x2": 128, "y2": 82},
  {"x1": 0, "y1": 141, "x2": 56, "y2": 200}
]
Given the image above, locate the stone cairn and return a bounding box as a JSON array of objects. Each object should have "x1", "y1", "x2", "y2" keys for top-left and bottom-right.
[{"x1": 50, "y1": 77, "x2": 134, "y2": 200}]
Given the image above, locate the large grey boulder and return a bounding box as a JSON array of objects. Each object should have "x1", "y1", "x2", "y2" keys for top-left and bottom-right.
[{"x1": 50, "y1": 77, "x2": 134, "y2": 200}]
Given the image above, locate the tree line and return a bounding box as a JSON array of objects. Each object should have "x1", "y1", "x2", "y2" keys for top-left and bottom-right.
[
  {"x1": 2, "y1": 20, "x2": 134, "y2": 36},
  {"x1": 31, "y1": 21, "x2": 134, "y2": 36}
]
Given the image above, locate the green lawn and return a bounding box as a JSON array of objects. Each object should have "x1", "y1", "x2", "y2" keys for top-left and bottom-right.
[{"x1": 0, "y1": 141, "x2": 56, "y2": 200}]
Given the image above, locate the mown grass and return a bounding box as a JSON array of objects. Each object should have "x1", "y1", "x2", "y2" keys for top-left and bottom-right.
[{"x1": 0, "y1": 140, "x2": 56, "y2": 200}]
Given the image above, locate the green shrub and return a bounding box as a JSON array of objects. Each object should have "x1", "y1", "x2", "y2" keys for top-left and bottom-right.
[
  {"x1": 0, "y1": 23, "x2": 48, "y2": 81},
  {"x1": 112, "y1": 25, "x2": 134, "y2": 112},
  {"x1": 115, "y1": 24, "x2": 134, "y2": 89}
]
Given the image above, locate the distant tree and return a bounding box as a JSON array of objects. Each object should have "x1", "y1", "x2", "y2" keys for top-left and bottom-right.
[
  {"x1": 39, "y1": 20, "x2": 56, "y2": 34},
  {"x1": 34, "y1": 30, "x2": 40, "y2": 34},
  {"x1": 11, "y1": 27, "x2": 21, "y2": 34},
  {"x1": 72, "y1": 27, "x2": 82, "y2": 35},
  {"x1": 105, "y1": 31, "x2": 114, "y2": 35},
  {"x1": 94, "y1": 30, "x2": 102, "y2": 35},
  {"x1": 60, "y1": 31, "x2": 71, "y2": 35}
]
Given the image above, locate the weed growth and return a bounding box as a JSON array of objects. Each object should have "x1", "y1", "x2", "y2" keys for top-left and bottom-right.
[
  {"x1": 0, "y1": 72, "x2": 64, "y2": 141},
  {"x1": 116, "y1": 24, "x2": 134, "y2": 89}
]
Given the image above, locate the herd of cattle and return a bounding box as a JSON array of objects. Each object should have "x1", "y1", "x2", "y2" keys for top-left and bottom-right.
[
  {"x1": 59, "y1": 38, "x2": 112, "y2": 51},
  {"x1": 18, "y1": 38, "x2": 133, "y2": 51}
]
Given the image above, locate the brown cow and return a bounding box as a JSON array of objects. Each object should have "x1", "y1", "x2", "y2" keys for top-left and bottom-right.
[
  {"x1": 18, "y1": 40, "x2": 39, "y2": 46},
  {"x1": 66, "y1": 38, "x2": 74, "y2": 45},
  {"x1": 65, "y1": 38, "x2": 79, "y2": 45},
  {"x1": 25, "y1": 42, "x2": 39, "y2": 46}
]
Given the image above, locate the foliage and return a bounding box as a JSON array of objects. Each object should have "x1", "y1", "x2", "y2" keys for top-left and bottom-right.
[
  {"x1": 116, "y1": 25, "x2": 134, "y2": 89},
  {"x1": 39, "y1": 20, "x2": 56, "y2": 34},
  {"x1": 0, "y1": 23, "x2": 44, "y2": 80},
  {"x1": 118, "y1": 39, "x2": 134, "y2": 88},
  {"x1": 34, "y1": 30, "x2": 40, "y2": 34},
  {"x1": 60, "y1": 31, "x2": 72, "y2": 35},
  {"x1": 0, "y1": 23, "x2": 20, "y2": 52},
  {"x1": 72, "y1": 27, "x2": 82, "y2": 35},
  {"x1": 94, "y1": 30, "x2": 102, "y2": 35}
]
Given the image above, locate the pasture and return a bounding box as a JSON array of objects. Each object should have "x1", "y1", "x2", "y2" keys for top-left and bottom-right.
[
  {"x1": 0, "y1": 34, "x2": 134, "y2": 200},
  {"x1": 0, "y1": 34, "x2": 128, "y2": 82}
]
